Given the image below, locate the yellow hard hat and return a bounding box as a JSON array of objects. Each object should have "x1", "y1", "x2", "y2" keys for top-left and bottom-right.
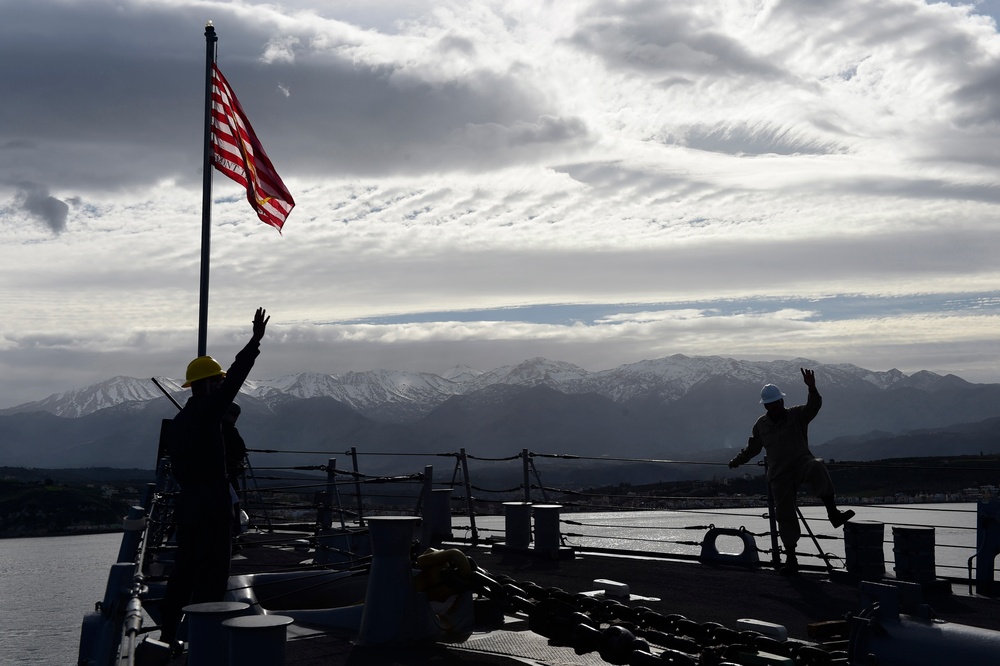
[{"x1": 182, "y1": 355, "x2": 226, "y2": 388}]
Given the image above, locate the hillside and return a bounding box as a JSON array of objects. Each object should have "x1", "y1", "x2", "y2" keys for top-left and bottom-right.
[
  {"x1": 3, "y1": 452, "x2": 997, "y2": 538},
  {"x1": 0, "y1": 470, "x2": 147, "y2": 538},
  {"x1": 1, "y1": 355, "x2": 999, "y2": 473}
]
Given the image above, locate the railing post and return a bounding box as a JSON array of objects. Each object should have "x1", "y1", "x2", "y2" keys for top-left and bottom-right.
[
  {"x1": 327, "y1": 457, "x2": 346, "y2": 530},
  {"x1": 351, "y1": 447, "x2": 365, "y2": 526},
  {"x1": 522, "y1": 449, "x2": 531, "y2": 503},
  {"x1": 316, "y1": 489, "x2": 331, "y2": 530},
  {"x1": 764, "y1": 457, "x2": 780, "y2": 568},
  {"x1": 417, "y1": 465, "x2": 433, "y2": 547},
  {"x1": 315, "y1": 458, "x2": 335, "y2": 530},
  {"x1": 459, "y1": 448, "x2": 478, "y2": 545}
]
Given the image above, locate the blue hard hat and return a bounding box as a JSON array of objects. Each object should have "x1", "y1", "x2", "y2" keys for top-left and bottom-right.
[{"x1": 760, "y1": 384, "x2": 786, "y2": 404}]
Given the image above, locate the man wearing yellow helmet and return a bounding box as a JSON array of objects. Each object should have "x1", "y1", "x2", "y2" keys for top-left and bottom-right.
[{"x1": 159, "y1": 307, "x2": 269, "y2": 645}]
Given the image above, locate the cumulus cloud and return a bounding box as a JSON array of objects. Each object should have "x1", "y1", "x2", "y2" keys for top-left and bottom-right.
[
  {"x1": 2, "y1": 0, "x2": 1000, "y2": 408},
  {"x1": 261, "y1": 36, "x2": 300, "y2": 64}
]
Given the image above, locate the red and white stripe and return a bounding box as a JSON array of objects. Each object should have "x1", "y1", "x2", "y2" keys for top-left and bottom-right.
[{"x1": 211, "y1": 64, "x2": 295, "y2": 232}]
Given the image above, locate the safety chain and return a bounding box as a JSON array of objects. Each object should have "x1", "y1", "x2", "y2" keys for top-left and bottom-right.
[{"x1": 467, "y1": 452, "x2": 524, "y2": 462}]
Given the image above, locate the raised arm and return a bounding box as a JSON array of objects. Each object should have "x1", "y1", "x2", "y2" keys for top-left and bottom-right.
[{"x1": 801, "y1": 367, "x2": 822, "y2": 421}]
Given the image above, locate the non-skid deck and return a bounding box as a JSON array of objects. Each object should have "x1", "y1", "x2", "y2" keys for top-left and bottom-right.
[{"x1": 155, "y1": 541, "x2": 1000, "y2": 665}]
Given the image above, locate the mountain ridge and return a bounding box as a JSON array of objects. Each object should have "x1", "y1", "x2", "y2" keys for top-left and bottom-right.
[
  {"x1": 0, "y1": 355, "x2": 965, "y2": 421},
  {"x1": 2, "y1": 355, "x2": 998, "y2": 472}
]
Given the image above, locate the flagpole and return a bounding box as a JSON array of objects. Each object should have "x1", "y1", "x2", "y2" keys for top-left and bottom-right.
[{"x1": 198, "y1": 23, "x2": 218, "y2": 357}]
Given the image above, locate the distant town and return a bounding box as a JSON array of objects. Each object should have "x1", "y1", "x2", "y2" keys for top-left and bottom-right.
[{"x1": 3, "y1": 453, "x2": 997, "y2": 538}]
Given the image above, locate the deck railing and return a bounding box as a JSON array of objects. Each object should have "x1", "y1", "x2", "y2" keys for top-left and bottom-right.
[
  {"x1": 86, "y1": 444, "x2": 998, "y2": 666},
  {"x1": 232, "y1": 445, "x2": 999, "y2": 592}
]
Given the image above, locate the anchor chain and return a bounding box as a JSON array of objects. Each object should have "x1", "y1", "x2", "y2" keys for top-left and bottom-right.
[{"x1": 480, "y1": 573, "x2": 846, "y2": 666}]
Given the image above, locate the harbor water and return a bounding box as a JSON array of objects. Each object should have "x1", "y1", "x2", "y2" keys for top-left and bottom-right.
[
  {"x1": 0, "y1": 533, "x2": 121, "y2": 665},
  {"x1": 0, "y1": 503, "x2": 986, "y2": 665},
  {"x1": 463, "y1": 502, "x2": 980, "y2": 574}
]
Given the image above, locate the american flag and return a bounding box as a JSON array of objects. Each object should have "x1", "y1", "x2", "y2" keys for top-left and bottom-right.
[{"x1": 210, "y1": 64, "x2": 295, "y2": 232}]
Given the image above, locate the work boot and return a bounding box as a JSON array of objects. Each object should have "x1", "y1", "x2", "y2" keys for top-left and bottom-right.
[
  {"x1": 779, "y1": 554, "x2": 799, "y2": 576},
  {"x1": 829, "y1": 509, "x2": 855, "y2": 528}
]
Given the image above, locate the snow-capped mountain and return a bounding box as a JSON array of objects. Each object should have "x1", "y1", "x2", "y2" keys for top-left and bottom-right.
[
  {"x1": 463, "y1": 357, "x2": 592, "y2": 392},
  {"x1": 2, "y1": 354, "x2": 999, "y2": 470},
  {"x1": 0, "y1": 354, "x2": 963, "y2": 420},
  {"x1": 1, "y1": 376, "x2": 186, "y2": 418},
  {"x1": 244, "y1": 369, "x2": 466, "y2": 422}
]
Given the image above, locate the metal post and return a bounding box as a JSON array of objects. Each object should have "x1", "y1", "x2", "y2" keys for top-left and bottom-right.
[
  {"x1": 459, "y1": 448, "x2": 478, "y2": 545},
  {"x1": 198, "y1": 23, "x2": 217, "y2": 357},
  {"x1": 242, "y1": 453, "x2": 273, "y2": 532},
  {"x1": 764, "y1": 457, "x2": 781, "y2": 568},
  {"x1": 351, "y1": 447, "x2": 365, "y2": 526},
  {"x1": 797, "y1": 505, "x2": 834, "y2": 572},
  {"x1": 417, "y1": 465, "x2": 433, "y2": 515},
  {"x1": 522, "y1": 449, "x2": 530, "y2": 503},
  {"x1": 316, "y1": 491, "x2": 331, "y2": 530},
  {"x1": 327, "y1": 458, "x2": 346, "y2": 530}
]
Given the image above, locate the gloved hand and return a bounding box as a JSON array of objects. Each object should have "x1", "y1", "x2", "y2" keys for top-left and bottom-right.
[{"x1": 728, "y1": 459, "x2": 740, "y2": 469}]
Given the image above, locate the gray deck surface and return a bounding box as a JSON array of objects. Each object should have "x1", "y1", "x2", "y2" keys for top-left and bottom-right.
[
  {"x1": 157, "y1": 542, "x2": 1000, "y2": 665},
  {"x1": 472, "y1": 547, "x2": 1000, "y2": 636}
]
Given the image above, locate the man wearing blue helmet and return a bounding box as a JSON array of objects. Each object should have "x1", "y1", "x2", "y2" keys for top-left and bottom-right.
[{"x1": 729, "y1": 367, "x2": 854, "y2": 575}]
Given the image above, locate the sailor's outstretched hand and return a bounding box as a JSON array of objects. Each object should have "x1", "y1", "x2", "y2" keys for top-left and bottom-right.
[
  {"x1": 801, "y1": 367, "x2": 816, "y2": 390},
  {"x1": 252, "y1": 308, "x2": 269, "y2": 342}
]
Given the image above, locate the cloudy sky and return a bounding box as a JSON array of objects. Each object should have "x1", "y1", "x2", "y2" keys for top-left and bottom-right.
[{"x1": 3, "y1": 0, "x2": 1000, "y2": 408}]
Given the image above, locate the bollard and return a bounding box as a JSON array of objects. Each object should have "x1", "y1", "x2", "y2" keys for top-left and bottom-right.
[
  {"x1": 421, "y1": 488, "x2": 454, "y2": 549},
  {"x1": 503, "y1": 502, "x2": 532, "y2": 549},
  {"x1": 844, "y1": 521, "x2": 885, "y2": 580},
  {"x1": 224, "y1": 614, "x2": 293, "y2": 665},
  {"x1": 183, "y1": 601, "x2": 250, "y2": 666},
  {"x1": 893, "y1": 526, "x2": 936, "y2": 584},
  {"x1": 533, "y1": 504, "x2": 563, "y2": 551},
  {"x1": 359, "y1": 516, "x2": 440, "y2": 644}
]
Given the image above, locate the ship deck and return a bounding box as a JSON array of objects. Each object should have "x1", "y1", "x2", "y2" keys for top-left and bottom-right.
[
  {"x1": 118, "y1": 447, "x2": 1000, "y2": 666},
  {"x1": 153, "y1": 539, "x2": 1000, "y2": 666}
]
